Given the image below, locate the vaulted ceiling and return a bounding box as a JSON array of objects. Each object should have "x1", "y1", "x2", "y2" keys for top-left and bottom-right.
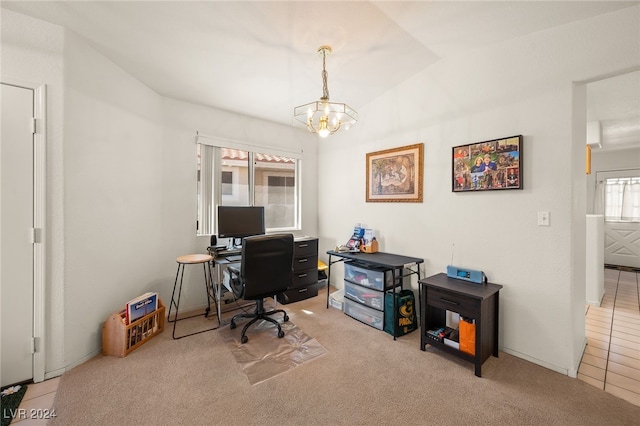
[{"x1": 3, "y1": 1, "x2": 639, "y2": 149}]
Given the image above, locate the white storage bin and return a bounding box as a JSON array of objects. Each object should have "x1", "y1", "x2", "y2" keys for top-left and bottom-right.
[
  {"x1": 344, "y1": 298, "x2": 384, "y2": 330},
  {"x1": 344, "y1": 262, "x2": 394, "y2": 291},
  {"x1": 329, "y1": 289, "x2": 345, "y2": 311},
  {"x1": 344, "y1": 281, "x2": 385, "y2": 311}
]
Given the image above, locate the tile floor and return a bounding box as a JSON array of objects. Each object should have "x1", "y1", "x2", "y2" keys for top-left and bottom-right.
[
  {"x1": 11, "y1": 376, "x2": 59, "y2": 425},
  {"x1": 9, "y1": 268, "x2": 639, "y2": 423},
  {"x1": 578, "y1": 267, "x2": 640, "y2": 407}
]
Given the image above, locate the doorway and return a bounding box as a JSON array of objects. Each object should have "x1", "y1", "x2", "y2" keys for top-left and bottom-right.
[
  {"x1": 580, "y1": 70, "x2": 640, "y2": 398},
  {"x1": 586, "y1": 70, "x2": 640, "y2": 267},
  {"x1": 0, "y1": 80, "x2": 46, "y2": 386}
]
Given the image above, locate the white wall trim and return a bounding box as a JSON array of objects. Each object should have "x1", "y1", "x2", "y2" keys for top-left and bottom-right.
[
  {"x1": 569, "y1": 338, "x2": 588, "y2": 379},
  {"x1": 60, "y1": 348, "x2": 101, "y2": 373},
  {"x1": 501, "y1": 347, "x2": 569, "y2": 376},
  {"x1": 33, "y1": 83, "x2": 46, "y2": 383}
]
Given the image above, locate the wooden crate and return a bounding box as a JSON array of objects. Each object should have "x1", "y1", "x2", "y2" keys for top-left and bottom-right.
[{"x1": 102, "y1": 299, "x2": 165, "y2": 357}]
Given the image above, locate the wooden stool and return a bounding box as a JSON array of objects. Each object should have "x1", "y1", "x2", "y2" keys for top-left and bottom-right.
[{"x1": 167, "y1": 254, "x2": 219, "y2": 339}]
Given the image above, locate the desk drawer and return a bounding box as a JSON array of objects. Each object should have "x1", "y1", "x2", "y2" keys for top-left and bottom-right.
[
  {"x1": 293, "y1": 254, "x2": 318, "y2": 272},
  {"x1": 277, "y1": 284, "x2": 318, "y2": 304},
  {"x1": 294, "y1": 238, "x2": 318, "y2": 257},
  {"x1": 292, "y1": 267, "x2": 318, "y2": 288},
  {"x1": 426, "y1": 287, "x2": 479, "y2": 318}
]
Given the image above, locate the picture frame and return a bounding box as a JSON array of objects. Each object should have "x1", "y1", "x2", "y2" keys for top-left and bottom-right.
[
  {"x1": 366, "y1": 143, "x2": 423, "y2": 202},
  {"x1": 452, "y1": 135, "x2": 522, "y2": 192}
]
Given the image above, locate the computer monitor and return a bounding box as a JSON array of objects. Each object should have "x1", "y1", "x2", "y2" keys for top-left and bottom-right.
[{"x1": 217, "y1": 206, "x2": 265, "y2": 240}]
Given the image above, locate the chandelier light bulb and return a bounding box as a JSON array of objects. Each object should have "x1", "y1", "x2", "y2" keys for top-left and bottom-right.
[{"x1": 318, "y1": 116, "x2": 330, "y2": 138}]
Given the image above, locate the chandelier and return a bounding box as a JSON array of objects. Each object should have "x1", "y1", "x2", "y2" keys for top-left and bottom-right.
[{"x1": 294, "y1": 46, "x2": 357, "y2": 137}]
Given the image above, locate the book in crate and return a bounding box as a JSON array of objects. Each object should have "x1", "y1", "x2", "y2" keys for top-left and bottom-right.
[
  {"x1": 126, "y1": 292, "x2": 158, "y2": 325},
  {"x1": 102, "y1": 298, "x2": 165, "y2": 357}
]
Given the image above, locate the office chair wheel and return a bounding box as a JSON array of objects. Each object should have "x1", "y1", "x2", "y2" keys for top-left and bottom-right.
[
  {"x1": 283, "y1": 314, "x2": 289, "y2": 322},
  {"x1": 241, "y1": 335, "x2": 248, "y2": 344},
  {"x1": 230, "y1": 321, "x2": 237, "y2": 329},
  {"x1": 278, "y1": 330, "x2": 285, "y2": 338}
]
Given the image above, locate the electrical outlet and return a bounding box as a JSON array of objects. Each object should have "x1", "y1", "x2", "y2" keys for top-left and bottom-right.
[{"x1": 538, "y1": 211, "x2": 550, "y2": 226}]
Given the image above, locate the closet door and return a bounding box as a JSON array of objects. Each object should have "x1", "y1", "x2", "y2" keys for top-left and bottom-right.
[{"x1": 1, "y1": 82, "x2": 35, "y2": 386}]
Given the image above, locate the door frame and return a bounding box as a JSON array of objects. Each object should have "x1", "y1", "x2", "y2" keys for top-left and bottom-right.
[{"x1": 1, "y1": 77, "x2": 46, "y2": 383}]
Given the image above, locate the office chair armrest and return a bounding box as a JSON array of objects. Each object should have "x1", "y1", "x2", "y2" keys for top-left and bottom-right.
[{"x1": 227, "y1": 265, "x2": 240, "y2": 276}]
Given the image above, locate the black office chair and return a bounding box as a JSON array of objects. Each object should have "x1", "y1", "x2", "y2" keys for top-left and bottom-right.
[{"x1": 228, "y1": 233, "x2": 294, "y2": 343}]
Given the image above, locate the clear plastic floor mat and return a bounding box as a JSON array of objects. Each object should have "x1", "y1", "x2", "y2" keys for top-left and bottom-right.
[{"x1": 221, "y1": 320, "x2": 327, "y2": 385}]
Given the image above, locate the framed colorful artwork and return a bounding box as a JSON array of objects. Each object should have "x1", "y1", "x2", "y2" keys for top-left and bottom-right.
[
  {"x1": 452, "y1": 135, "x2": 522, "y2": 192},
  {"x1": 366, "y1": 143, "x2": 423, "y2": 202}
]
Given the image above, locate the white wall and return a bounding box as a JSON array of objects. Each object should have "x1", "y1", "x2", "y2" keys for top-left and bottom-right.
[
  {"x1": 2, "y1": 9, "x2": 318, "y2": 375},
  {"x1": 318, "y1": 6, "x2": 639, "y2": 375},
  {"x1": 1, "y1": 9, "x2": 66, "y2": 376},
  {"x1": 62, "y1": 30, "x2": 166, "y2": 366}
]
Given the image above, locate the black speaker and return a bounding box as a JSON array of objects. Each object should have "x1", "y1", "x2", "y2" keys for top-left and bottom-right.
[{"x1": 210, "y1": 235, "x2": 217, "y2": 246}]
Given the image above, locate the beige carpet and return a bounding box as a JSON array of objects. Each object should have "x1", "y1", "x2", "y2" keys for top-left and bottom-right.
[
  {"x1": 51, "y1": 291, "x2": 640, "y2": 425},
  {"x1": 220, "y1": 320, "x2": 327, "y2": 385}
]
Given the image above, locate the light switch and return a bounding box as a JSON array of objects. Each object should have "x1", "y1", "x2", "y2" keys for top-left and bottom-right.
[{"x1": 538, "y1": 211, "x2": 550, "y2": 226}]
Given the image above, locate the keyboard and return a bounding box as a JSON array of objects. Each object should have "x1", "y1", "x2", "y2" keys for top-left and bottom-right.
[{"x1": 226, "y1": 255, "x2": 242, "y2": 262}]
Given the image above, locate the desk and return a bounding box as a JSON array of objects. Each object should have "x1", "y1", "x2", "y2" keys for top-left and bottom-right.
[
  {"x1": 211, "y1": 255, "x2": 243, "y2": 325},
  {"x1": 325, "y1": 250, "x2": 424, "y2": 339}
]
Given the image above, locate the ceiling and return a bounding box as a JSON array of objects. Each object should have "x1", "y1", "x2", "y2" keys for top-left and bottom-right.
[{"x1": 3, "y1": 1, "x2": 639, "y2": 149}]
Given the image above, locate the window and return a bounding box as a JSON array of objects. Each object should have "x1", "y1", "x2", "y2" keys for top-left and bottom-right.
[
  {"x1": 221, "y1": 171, "x2": 233, "y2": 195},
  {"x1": 256, "y1": 153, "x2": 297, "y2": 229},
  {"x1": 266, "y1": 176, "x2": 295, "y2": 204},
  {"x1": 604, "y1": 176, "x2": 640, "y2": 222},
  {"x1": 196, "y1": 138, "x2": 301, "y2": 236}
]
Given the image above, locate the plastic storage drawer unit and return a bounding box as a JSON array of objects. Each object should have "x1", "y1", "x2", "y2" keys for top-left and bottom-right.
[
  {"x1": 344, "y1": 298, "x2": 384, "y2": 330},
  {"x1": 344, "y1": 262, "x2": 394, "y2": 291},
  {"x1": 344, "y1": 281, "x2": 385, "y2": 311}
]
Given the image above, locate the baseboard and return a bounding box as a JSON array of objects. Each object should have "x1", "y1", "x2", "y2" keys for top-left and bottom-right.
[
  {"x1": 43, "y1": 368, "x2": 65, "y2": 382},
  {"x1": 569, "y1": 337, "x2": 588, "y2": 379},
  {"x1": 501, "y1": 347, "x2": 569, "y2": 376},
  {"x1": 60, "y1": 348, "x2": 102, "y2": 376}
]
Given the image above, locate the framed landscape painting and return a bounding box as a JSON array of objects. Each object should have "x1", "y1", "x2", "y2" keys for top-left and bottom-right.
[
  {"x1": 452, "y1": 135, "x2": 522, "y2": 192},
  {"x1": 366, "y1": 143, "x2": 423, "y2": 202}
]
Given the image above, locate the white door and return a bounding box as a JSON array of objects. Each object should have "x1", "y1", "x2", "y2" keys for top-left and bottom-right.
[
  {"x1": 597, "y1": 169, "x2": 640, "y2": 269},
  {"x1": 604, "y1": 222, "x2": 640, "y2": 268},
  {"x1": 1, "y1": 83, "x2": 34, "y2": 386}
]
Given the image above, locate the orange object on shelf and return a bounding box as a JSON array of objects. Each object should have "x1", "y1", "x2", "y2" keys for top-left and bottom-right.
[{"x1": 459, "y1": 317, "x2": 476, "y2": 356}]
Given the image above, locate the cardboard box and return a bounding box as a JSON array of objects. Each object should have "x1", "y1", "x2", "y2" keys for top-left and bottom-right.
[{"x1": 361, "y1": 240, "x2": 379, "y2": 253}]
